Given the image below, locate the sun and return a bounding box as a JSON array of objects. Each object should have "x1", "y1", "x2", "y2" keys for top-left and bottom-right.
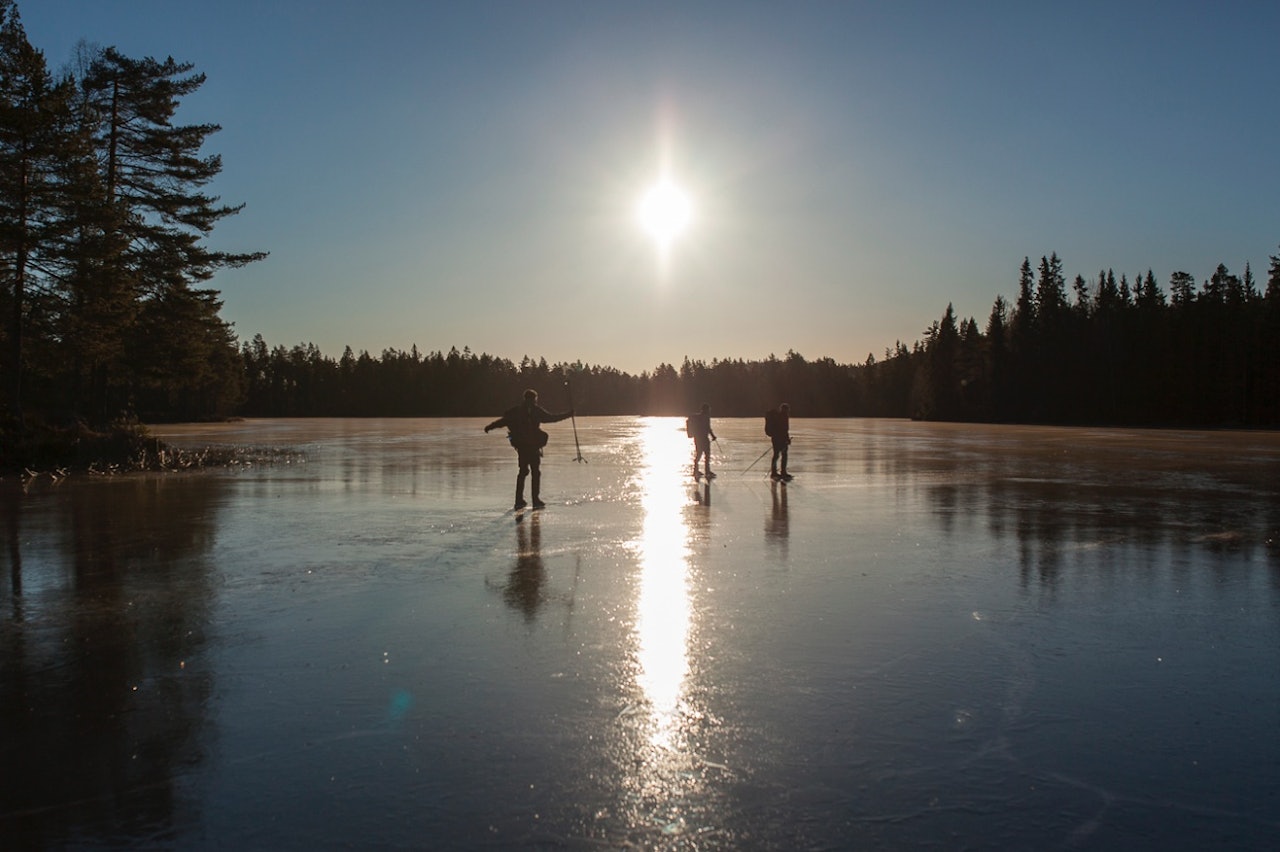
[{"x1": 636, "y1": 181, "x2": 692, "y2": 248}]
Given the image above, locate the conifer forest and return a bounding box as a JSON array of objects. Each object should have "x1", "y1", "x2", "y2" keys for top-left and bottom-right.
[{"x1": 4, "y1": 0, "x2": 1280, "y2": 433}]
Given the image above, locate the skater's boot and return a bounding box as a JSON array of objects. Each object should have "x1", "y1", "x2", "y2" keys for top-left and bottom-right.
[{"x1": 531, "y1": 471, "x2": 544, "y2": 509}]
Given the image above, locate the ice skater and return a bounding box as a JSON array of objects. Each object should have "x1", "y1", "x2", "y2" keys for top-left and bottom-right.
[
  {"x1": 765, "y1": 403, "x2": 792, "y2": 481},
  {"x1": 485, "y1": 389, "x2": 573, "y2": 509},
  {"x1": 686, "y1": 402, "x2": 717, "y2": 479}
]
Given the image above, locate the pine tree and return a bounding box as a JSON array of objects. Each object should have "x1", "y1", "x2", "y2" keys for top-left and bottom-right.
[
  {"x1": 1095, "y1": 269, "x2": 1120, "y2": 313},
  {"x1": 1134, "y1": 270, "x2": 1164, "y2": 311},
  {"x1": 1267, "y1": 247, "x2": 1280, "y2": 304},
  {"x1": 1071, "y1": 274, "x2": 1090, "y2": 317},
  {"x1": 0, "y1": 0, "x2": 73, "y2": 421},
  {"x1": 1034, "y1": 252, "x2": 1067, "y2": 320},
  {"x1": 984, "y1": 295, "x2": 1009, "y2": 419},
  {"x1": 1012, "y1": 257, "x2": 1036, "y2": 338},
  {"x1": 64, "y1": 45, "x2": 266, "y2": 419},
  {"x1": 1263, "y1": 247, "x2": 1280, "y2": 423},
  {"x1": 921, "y1": 304, "x2": 960, "y2": 420},
  {"x1": 130, "y1": 284, "x2": 242, "y2": 419},
  {"x1": 1169, "y1": 270, "x2": 1195, "y2": 307},
  {"x1": 1007, "y1": 258, "x2": 1037, "y2": 418},
  {"x1": 1033, "y1": 253, "x2": 1070, "y2": 419}
]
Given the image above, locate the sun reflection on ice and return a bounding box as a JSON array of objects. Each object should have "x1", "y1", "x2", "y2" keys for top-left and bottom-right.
[
  {"x1": 609, "y1": 418, "x2": 719, "y2": 840},
  {"x1": 633, "y1": 419, "x2": 693, "y2": 748}
]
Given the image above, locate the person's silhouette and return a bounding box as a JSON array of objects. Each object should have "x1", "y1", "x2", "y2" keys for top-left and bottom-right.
[
  {"x1": 485, "y1": 389, "x2": 572, "y2": 509},
  {"x1": 766, "y1": 403, "x2": 791, "y2": 481},
  {"x1": 687, "y1": 402, "x2": 717, "y2": 479}
]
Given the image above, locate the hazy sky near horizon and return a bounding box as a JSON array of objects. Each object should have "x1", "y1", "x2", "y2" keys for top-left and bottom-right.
[{"x1": 20, "y1": 1, "x2": 1280, "y2": 374}]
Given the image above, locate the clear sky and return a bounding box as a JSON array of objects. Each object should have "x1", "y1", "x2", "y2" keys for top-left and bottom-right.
[{"x1": 19, "y1": 1, "x2": 1280, "y2": 375}]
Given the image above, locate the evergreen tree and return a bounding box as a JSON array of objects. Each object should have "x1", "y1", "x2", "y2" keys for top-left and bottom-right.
[
  {"x1": 1266, "y1": 247, "x2": 1280, "y2": 304},
  {"x1": 918, "y1": 304, "x2": 960, "y2": 420},
  {"x1": 1012, "y1": 257, "x2": 1036, "y2": 336},
  {"x1": 1134, "y1": 270, "x2": 1164, "y2": 311},
  {"x1": 1095, "y1": 269, "x2": 1120, "y2": 313},
  {"x1": 1034, "y1": 252, "x2": 1067, "y2": 320},
  {"x1": 1008, "y1": 257, "x2": 1037, "y2": 418},
  {"x1": 1169, "y1": 270, "x2": 1195, "y2": 307},
  {"x1": 1034, "y1": 253, "x2": 1070, "y2": 419},
  {"x1": 984, "y1": 295, "x2": 1009, "y2": 419},
  {"x1": 1130, "y1": 270, "x2": 1168, "y2": 422},
  {"x1": 1071, "y1": 274, "x2": 1090, "y2": 317},
  {"x1": 1242, "y1": 263, "x2": 1257, "y2": 302},
  {"x1": 130, "y1": 285, "x2": 242, "y2": 419},
  {"x1": 0, "y1": 0, "x2": 73, "y2": 420},
  {"x1": 1263, "y1": 247, "x2": 1280, "y2": 423},
  {"x1": 957, "y1": 316, "x2": 984, "y2": 419},
  {"x1": 64, "y1": 45, "x2": 266, "y2": 419}
]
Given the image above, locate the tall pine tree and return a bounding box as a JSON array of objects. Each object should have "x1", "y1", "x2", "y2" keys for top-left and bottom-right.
[
  {"x1": 63, "y1": 45, "x2": 266, "y2": 420},
  {"x1": 0, "y1": 0, "x2": 74, "y2": 421}
]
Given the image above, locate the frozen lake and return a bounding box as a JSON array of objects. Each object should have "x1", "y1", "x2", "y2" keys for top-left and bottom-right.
[{"x1": 3, "y1": 417, "x2": 1279, "y2": 849}]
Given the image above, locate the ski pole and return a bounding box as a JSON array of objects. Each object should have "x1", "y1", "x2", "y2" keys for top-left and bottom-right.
[
  {"x1": 564, "y1": 379, "x2": 586, "y2": 463},
  {"x1": 742, "y1": 446, "x2": 770, "y2": 474}
]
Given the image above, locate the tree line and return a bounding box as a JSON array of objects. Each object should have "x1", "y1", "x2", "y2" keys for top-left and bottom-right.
[
  {"x1": 910, "y1": 252, "x2": 1280, "y2": 426},
  {"x1": 239, "y1": 248, "x2": 1280, "y2": 428},
  {"x1": 7, "y1": 0, "x2": 1280, "y2": 432},
  {"x1": 1, "y1": 0, "x2": 264, "y2": 429},
  {"x1": 236, "y1": 338, "x2": 879, "y2": 419}
]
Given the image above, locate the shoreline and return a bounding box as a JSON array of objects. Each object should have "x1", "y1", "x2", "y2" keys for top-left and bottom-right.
[{"x1": 0, "y1": 418, "x2": 286, "y2": 478}]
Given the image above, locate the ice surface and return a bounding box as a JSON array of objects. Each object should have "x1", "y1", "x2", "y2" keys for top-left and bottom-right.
[{"x1": 3, "y1": 417, "x2": 1279, "y2": 849}]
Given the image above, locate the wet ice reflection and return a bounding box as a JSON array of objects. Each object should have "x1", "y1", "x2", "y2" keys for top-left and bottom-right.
[
  {"x1": 500, "y1": 511, "x2": 544, "y2": 622},
  {"x1": 632, "y1": 419, "x2": 693, "y2": 745},
  {"x1": 6, "y1": 418, "x2": 1277, "y2": 849},
  {"x1": 613, "y1": 418, "x2": 706, "y2": 837}
]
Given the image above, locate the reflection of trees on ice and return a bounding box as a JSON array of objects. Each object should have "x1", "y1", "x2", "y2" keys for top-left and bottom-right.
[{"x1": 0, "y1": 475, "x2": 225, "y2": 845}]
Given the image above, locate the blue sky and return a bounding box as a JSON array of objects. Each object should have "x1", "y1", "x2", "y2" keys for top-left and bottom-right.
[{"x1": 19, "y1": 1, "x2": 1280, "y2": 374}]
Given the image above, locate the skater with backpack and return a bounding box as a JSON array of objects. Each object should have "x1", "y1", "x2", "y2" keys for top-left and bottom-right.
[
  {"x1": 485, "y1": 389, "x2": 573, "y2": 509},
  {"x1": 686, "y1": 402, "x2": 717, "y2": 479},
  {"x1": 765, "y1": 403, "x2": 792, "y2": 481}
]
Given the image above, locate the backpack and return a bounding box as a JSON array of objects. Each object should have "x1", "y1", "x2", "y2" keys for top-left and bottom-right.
[
  {"x1": 507, "y1": 404, "x2": 548, "y2": 449},
  {"x1": 764, "y1": 408, "x2": 778, "y2": 437}
]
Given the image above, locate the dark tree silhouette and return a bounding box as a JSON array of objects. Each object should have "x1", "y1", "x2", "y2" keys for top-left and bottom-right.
[{"x1": 0, "y1": 0, "x2": 264, "y2": 431}]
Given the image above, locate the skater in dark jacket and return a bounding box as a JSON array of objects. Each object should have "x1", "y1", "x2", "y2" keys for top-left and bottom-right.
[
  {"x1": 485, "y1": 389, "x2": 572, "y2": 509},
  {"x1": 765, "y1": 403, "x2": 791, "y2": 480},
  {"x1": 687, "y1": 402, "x2": 717, "y2": 479}
]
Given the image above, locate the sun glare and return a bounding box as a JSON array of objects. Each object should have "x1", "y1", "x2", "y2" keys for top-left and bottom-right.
[{"x1": 636, "y1": 181, "x2": 692, "y2": 248}]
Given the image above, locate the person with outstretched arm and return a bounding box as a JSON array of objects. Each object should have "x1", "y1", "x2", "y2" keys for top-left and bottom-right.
[{"x1": 485, "y1": 389, "x2": 572, "y2": 509}]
